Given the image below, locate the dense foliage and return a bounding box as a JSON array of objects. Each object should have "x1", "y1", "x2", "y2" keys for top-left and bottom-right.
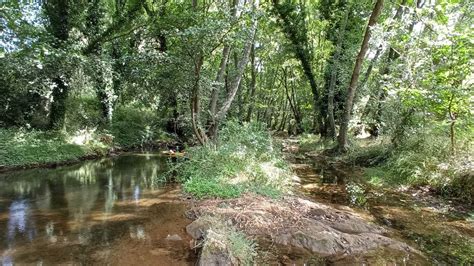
[
  {"x1": 172, "y1": 121, "x2": 292, "y2": 199},
  {"x1": 1, "y1": 1, "x2": 472, "y2": 197}
]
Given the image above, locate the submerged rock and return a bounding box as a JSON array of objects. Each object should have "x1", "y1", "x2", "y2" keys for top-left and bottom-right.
[
  {"x1": 165, "y1": 234, "x2": 183, "y2": 241},
  {"x1": 187, "y1": 195, "x2": 425, "y2": 263}
]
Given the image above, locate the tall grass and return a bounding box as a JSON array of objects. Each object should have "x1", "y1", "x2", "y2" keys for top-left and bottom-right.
[{"x1": 359, "y1": 126, "x2": 473, "y2": 202}]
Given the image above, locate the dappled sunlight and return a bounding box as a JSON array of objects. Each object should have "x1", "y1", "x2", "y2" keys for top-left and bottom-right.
[{"x1": 68, "y1": 127, "x2": 97, "y2": 145}]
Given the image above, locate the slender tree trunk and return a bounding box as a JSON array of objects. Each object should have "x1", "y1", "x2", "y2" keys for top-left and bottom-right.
[
  {"x1": 209, "y1": 46, "x2": 231, "y2": 117},
  {"x1": 369, "y1": 0, "x2": 407, "y2": 136},
  {"x1": 245, "y1": 42, "x2": 257, "y2": 122},
  {"x1": 208, "y1": 0, "x2": 259, "y2": 139},
  {"x1": 272, "y1": 0, "x2": 321, "y2": 134},
  {"x1": 327, "y1": 6, "x2": 350, "y2": 140},
  {"x1": 337, "y1": 0, "x2": 384, "y2": 152},
  {"x1": 282, "y1": 68, "x2": 303, "y2": 134},
  {"x1": 191, "y1": 55, "x2": 207, "y2": 145}
]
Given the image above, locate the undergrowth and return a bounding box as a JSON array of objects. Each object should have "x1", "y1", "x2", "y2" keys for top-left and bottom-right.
[
  {"x1": 351, "y1": 127, "x2": 473, "y2": 203},
  {"x1": 0, "y1": 106, "x2": 172, "y2": 168},
  {"x1": 172, "y1": 121, "x2": 292, "y2": 199},
  {"x1": 0, "y1": 129, "x2": 89, "y2": 167},
  {"x1": 111, "y1": 106, "x2": 170, "y2": 148},
  {"x1": 296, "y1": 126, "x2": 473, "y2": 203}
]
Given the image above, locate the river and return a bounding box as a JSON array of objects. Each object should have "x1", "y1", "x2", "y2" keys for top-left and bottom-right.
[{"x1": 0, "y1": 153, "x2": 196, "y2": 265}]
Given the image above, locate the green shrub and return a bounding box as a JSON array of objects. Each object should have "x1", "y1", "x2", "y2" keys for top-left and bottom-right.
[
  {"x1": 173, "y1": 121, "x2": 292, "y2": 199},
  {"x1": 111, "y1": 106, "x2": 165, "y2": 147},
  {"x1": 65, "y1": 95, "x2": 103, "y2": 131}
]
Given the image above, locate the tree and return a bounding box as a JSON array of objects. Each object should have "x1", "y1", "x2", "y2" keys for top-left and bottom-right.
[
  {"x1": 337, "y1": 0, "x2": 384, "y2": 152},
  {"x1": 44, "y1": 0, "x2": 71, "y2": 129}
]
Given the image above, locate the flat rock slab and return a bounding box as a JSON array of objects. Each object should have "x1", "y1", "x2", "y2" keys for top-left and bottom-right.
[{"x1": 187, "y1": 195, "x2": 425, "y2": 262}]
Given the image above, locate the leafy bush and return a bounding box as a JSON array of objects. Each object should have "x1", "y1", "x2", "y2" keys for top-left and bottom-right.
[
  {"x1": 65, "y1": 95, "x2": 103, "y2": 131},
  {"x1": 173, "y1": 121, "x2": 292, "y2": 199},
  {"x1": 111, "y1": 106, "x2": 166, "y2": 147}
]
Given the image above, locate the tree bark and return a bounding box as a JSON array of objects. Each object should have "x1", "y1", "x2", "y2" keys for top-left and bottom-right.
[
  {"x1": 282, "y1": 68, "x2": 303, "y2": 134},
  {"x1": 45, "y1": 0, "x2": 70, "y2": 130},
  {"x1": 191, "y1": 55, "x2": 208, "y2": 145},
  {"x1": 337, "y1": 0, "x2": 384, "y2": 152},
  {"x1": 48, "y1": 78, "x2": 69, "y2": 130}
]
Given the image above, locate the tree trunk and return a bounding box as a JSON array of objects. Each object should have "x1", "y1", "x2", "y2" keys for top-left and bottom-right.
[
  {"x1": 337, "y1": 0, "x2": 384, "y2": 152},
  {"x1": 48, "y1": 77, "x2": 69, "y2": 130},
  {"x1": 327, "y1": 6, "x2": 350, "y2": 140},
  {"x1": 45, "y1": 0, "x2": 70, "y2": 130},
  {"x1": 272, "y1": 0, "x2": 321, "y2": 134},
  {"x1": 191, "y1": 55, "x2": 208, "y2": 145},
  {"x1": 245, "y1": 42, "x2": 257, "y2": 122},
  {"x1": 208, "y1": 0, "x2": 259, "y2": 139},
  {"x1": 283, "y1": 68, "x2": 303, "y2": 134},
  {"x1": 369, "y1": 0, "x2": 407, "y2": 136}
]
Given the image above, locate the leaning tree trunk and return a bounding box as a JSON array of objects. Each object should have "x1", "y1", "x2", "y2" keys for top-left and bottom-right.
[
  {"x1": 337, "y1": 0, "x2": 384, "y2": 152},
  {"x1": 208, "y1": 0, "x2": 260, "y2": 139}
]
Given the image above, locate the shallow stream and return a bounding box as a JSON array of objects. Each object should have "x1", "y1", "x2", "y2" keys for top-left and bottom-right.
[
  {"x1": 283, "y1": 138, "x2": 474, "y2": 264},
  {"x1": 0, "y1": 153, "x2": 196, "y2": 265}
]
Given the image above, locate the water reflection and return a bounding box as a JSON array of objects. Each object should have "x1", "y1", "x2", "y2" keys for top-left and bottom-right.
[
  {"x1": 7, "y1": 200, "x2": 35, "y2": 244},
  {"x1": 0, "y1": 153, "x2": 170, "y2": 264}
]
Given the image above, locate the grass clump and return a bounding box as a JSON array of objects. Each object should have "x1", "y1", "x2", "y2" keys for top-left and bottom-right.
[
  {"x1": 175, "y1": 121, "x2": 292, "y2": 199},
  {"x1": 405, "y1": 230, "x2": 474, "y2": 264},
  {"x1": 198, "y1": 215, "x2": 257, "y2": 265},
  {"x1": 298, "y1": 133, "x2": 333, "y2": 152}
]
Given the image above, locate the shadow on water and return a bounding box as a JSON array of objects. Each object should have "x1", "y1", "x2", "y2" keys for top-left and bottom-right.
[
  {"x1": 0, "y1": 153, "x2": 197, "y2": 265},
  {"x1": 283, "y1": 139, "x2": 474, "y2": 265}
]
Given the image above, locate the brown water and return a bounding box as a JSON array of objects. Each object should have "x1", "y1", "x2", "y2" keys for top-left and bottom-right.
[
  {"x1": 283, "y1": 139, "x2": 474, "y2": 265},
  {"x1": 0, "y1": 153, "x2": 197, "y2": 265}
]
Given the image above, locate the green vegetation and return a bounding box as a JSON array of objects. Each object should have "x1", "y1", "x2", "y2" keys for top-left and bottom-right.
[
  {"x1": 354, "y1": 127, "x2": 473, "y2": 202},
  {"x1": 0, "y1": 106, "x2": 171, "y2": 168},
  {"x1": 0, "y1": 129, "x2": 89, "y2": 167},
  {"x1": 111, "y1": 106, "x2": 169, "y2": 148},
  {"x1": 174, "y1": 121, "x2": 292, "y2": 199},
  {"x1": 197, "y1": 215, "x2": 257, "y2": 265},
  {"x1": 1, "y1": 0, "x2": 473, "y2": 264},
  {"x1": 405, "y1": 230, "x2": 474, "y2": 265}
]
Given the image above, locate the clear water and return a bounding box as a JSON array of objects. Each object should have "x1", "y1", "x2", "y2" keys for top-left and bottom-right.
[{"x1": 0, "y1": 153, "x2": 196, "y2": 265}]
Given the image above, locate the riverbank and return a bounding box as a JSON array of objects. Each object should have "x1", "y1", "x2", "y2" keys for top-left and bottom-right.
[
  {"x1": 282, "y1": 137, "x2": 474, "y2": 264},
  {"x1": 0, "y1": 128, "x2": 175, "y2": 173},
  {"x1": 177, "y1": 131, "x2": 473, "y2": 264}
]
